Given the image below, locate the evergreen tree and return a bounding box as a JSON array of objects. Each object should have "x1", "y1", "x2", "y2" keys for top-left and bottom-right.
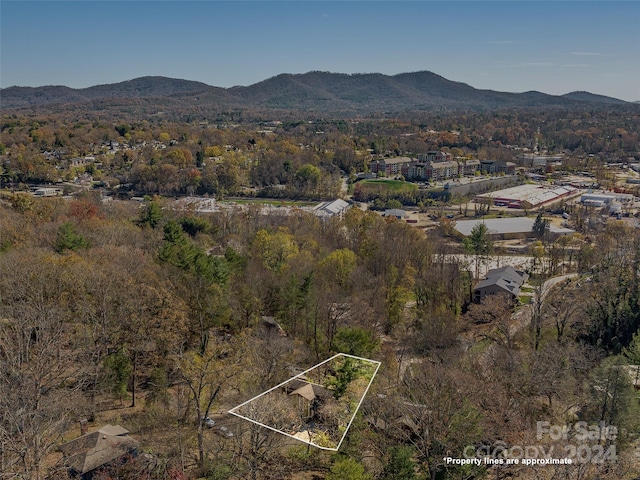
[
  {"x1": 54, "y1": 222, "x2": 90, "y2": 253},
  {"x1": 463, "y1": 222, "x2": 492, "y2": 278},
  {"x1": 159, "y1": 220, "x2": 229, "y2": 284},
  {"x1": 327, "y1": 357, "x2": 361, "y2": 399},
  {"x1": 102, "y1": 348, "x2": 132, "y2": 404},
  {"x1": 158, "y1": 220, "x2": 197, "y2": 270},
  {"x1": 532, "y1": 213, "x2": 550, "y2": 238},
  {"x1": 139, "y1": 200, "x2": 162, "y2": 229},
  {"x1": 383, "y1": 446, "x2": 419, "y2": 480}
]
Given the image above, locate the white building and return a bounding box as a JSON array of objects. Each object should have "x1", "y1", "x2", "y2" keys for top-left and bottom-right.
[
  {"x1": 312, "y1": 199, "x2": 350, "y2": 218},
  {"x1": 580, "y1": 192, "x2": 634, "y2": 206}
]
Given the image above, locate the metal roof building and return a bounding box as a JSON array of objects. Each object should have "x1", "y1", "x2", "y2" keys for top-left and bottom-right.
[
  {"x1": 476, "y1": 184, "x2": 578, "y2": 209},
  {"x1": 383, "y1": 208, "x2": 408, "y2": 219},
  {"x1": 312, "y1": 199, "x2": 350, "y2": 218},
  {"x1": 580, "y1": 192, "x2": 634, "y2": 206},
  {"x1": 454, "y1": 217, "x2": 574, "y2": 240}
]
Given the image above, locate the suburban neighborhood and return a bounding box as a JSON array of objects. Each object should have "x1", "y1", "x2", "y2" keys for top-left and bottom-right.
[{"x1": 1, "y1": 13, "x2": 640, "y2": 475}]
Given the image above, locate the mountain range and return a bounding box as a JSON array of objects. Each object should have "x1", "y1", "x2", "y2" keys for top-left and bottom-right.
[{"x1": 0, "y1": 71, "x2": 633, "y2": 114}]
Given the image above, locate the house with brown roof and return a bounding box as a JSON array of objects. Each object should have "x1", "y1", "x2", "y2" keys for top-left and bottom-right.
[
  {"x1": 58, "y1": 425, "x2": 139, "y2": 479},
  {"x1": 288, "y1": 381, "x2": 335, "y2": 424}
]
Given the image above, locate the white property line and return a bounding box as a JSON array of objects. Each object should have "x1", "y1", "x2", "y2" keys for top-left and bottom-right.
[{"x1": 228, "y1": 353, "x2": 381, "y2": 451}]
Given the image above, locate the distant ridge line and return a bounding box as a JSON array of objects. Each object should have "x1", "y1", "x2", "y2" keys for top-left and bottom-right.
[{"x1": 1, "y1": 70, "x2": 634, "y2": 113}]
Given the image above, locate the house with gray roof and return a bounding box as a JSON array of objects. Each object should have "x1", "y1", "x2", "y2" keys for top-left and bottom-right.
[{"x1": 474, "y1": 266, "x2": 529, "y2": 303}]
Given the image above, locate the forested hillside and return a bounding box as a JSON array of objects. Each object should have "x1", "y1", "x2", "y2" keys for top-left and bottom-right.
[
  {"x1": 1, "y1": 192, "x2": 639, "y2": 479},
  {"x1": 2, "y1": 71, "x2": 636, "y2": 114}
]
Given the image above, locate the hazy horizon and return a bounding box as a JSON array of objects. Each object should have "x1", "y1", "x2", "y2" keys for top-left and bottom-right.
[
  {"x1": 2, "y1": 1, "x2": 639, "y2": 102},
  {"x1": 2, "y1": 70, "x2": 636, "y2": 104}
]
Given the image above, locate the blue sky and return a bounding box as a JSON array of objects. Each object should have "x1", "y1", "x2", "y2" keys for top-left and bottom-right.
[{"x1": 2, "y1": 1, "x2": 639, "y2": 101}]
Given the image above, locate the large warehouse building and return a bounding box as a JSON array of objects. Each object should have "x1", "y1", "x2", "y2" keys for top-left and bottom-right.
[
  {"x1": 454, "y1": 217, "x2": 574, "y2": 240},
  {"x1": 580, "y1": 192, "x2": 634, "y2": 207},
  {"x1": 475, "y1": 184, "x2": 579, "y2": 209}
]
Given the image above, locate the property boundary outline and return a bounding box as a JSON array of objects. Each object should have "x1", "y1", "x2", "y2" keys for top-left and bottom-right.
[{"x1": 228, "y1": 353, "x2": 381, "y2": 451}]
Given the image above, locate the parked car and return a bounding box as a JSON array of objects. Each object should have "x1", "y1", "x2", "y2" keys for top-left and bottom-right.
[
  {"x1": 214, "y1": 425, "x2": 234, "y2": 438},
  {"x1": 201, "y1": 417, "x2": 215, "y2": 429}
]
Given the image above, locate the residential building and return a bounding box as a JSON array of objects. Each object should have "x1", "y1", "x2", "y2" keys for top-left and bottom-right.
[
  {"x1": 499, "y1": 161, "x2": 517, "y2": 174},
  {"x1": 371, "y1": 153, "x2": 506, "y2": 182},
  {"x1": 474, "y1": 266, "x2": 529, "y2": 302},
  {"x1": 405, "y1": 162, "x2": 428, "y2": 181},
  {"x1": 478, "y1": 159, "x2": 518, "y2": 174},
  {"x1": 69, "y1": 156, "x2": 95, "y2": 167},
  {"x1": 480, "y1": 160, "x2": 498, "y2": 174},
  {"x1": 427, "y1": 160, "x2": 460, "y2": 180},
  {"x1": 417, "y1": 151, "x2": 452, "y2": 163},
  {"x1": 58, "y1": 425, "x2": 139, "y2": 479},
  {"x1": 370, "y1": 157, "x2": 414, "y2": 176},
  {"x1": 461, "y1": 159, "x2": 480, "y2": 175}
]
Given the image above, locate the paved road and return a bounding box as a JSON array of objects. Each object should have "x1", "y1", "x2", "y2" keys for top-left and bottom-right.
[
  {"x1": 510, "y1": 273, "x2": 579, "y2": 336},
  {"x1": 468, "y1": 272, "x2": 581, "y2": 361},
  {"x1": 538, "y1": 273, "x2": 579, "y2": 300}
]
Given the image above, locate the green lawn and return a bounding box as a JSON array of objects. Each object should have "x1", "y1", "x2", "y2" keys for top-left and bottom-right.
[
  {"x1": 519, "y1": 295, "x2": 533, "y2": 305},
  {"x1": 358, "y1": 179, "x2": 417, "y2": 194}
]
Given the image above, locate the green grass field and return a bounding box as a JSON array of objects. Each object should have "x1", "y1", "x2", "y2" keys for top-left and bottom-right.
[{"x1": 358, "y1": 179, "x2": 418, "y2": 194}]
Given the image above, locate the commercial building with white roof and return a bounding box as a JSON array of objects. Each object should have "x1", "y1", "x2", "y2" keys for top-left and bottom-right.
[
  {"x1": 311, "y1": 199, "x2": 350, "y2": 218},
  {"x1": 476, "y1": 184, "x2": 579, "y2": 209},
  {"x1": 580, "y1": 192, "x2": 634, "y2": 207}
]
